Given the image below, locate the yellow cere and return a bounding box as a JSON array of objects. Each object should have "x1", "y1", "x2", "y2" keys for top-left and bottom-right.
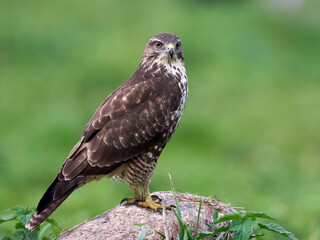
[{"x1": 167, "y1": 44, "x2": 174, "y2": 49}]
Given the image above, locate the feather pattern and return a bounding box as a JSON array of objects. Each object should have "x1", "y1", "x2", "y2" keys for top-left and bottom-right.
[{"x1": 26, "y1": 32, "x2": 188, "y2": 230}]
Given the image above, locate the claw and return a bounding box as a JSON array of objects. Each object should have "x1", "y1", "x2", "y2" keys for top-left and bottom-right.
[
  {"x1": 122, "y1": 189, "x2": 173, "y2": 212},
  {"x1": 120, "y1": 198, "x2": 129, "y2": 205},
  {"x1": 170, "y1": 204, "x2": 176, "y2": 208},
  {"x1": 151, "y1": 195, "x2": 162, "y2": 202},
  {"x1": 120, "y1": 196, "x2": 143, "y2": 205},
  {"x1": 136, "y1": 198, "x2": 172, "y2": 212}
]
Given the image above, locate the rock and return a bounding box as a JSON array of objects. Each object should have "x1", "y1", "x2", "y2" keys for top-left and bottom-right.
[{"x1": 57, "y1": 191, "x2": 238, "y2": 240}]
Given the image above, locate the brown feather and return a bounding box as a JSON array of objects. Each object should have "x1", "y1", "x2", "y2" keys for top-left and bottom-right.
[{"x1": 26, "y1": 32, "x2": 188, "y2": 230}]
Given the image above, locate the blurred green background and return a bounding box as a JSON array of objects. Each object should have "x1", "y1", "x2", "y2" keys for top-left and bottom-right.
[{"x1": 1, "y1": 0, "x2": 320, "y2": 239}]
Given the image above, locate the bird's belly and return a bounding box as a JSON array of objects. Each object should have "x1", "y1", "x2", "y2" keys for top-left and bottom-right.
[{"x1": 123, "y1": 151, "x2": 158, "y2": 189}]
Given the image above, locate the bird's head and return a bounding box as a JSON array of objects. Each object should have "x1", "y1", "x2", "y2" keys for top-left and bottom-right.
[{"x1": 143, "y1": 32, "x2": 184, "y2": 65}]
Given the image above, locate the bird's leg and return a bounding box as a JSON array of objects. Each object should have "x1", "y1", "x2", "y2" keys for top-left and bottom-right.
[
  {"x1": 136, "y1": 187, "x2": 172, "y2": 212},
  {"x1": 120, "y1": 188, "x2": 144, "y2": 205}
]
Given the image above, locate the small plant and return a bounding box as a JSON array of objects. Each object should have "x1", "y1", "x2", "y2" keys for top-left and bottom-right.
[
  {"x1": 202, "y1": 210, "x2": 298, "y2": 240},
  {"x1": 0, "y1": 206, "x2": 62, "y2": 240},
  {"x1": 140, "y1": 175, "x2": 298, "y2": 240}
]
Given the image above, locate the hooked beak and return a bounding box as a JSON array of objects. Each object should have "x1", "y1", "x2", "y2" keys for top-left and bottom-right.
[
  {"x1": 167, "y1": 44, "x2": 174, "y2": 59},
  {"x1": 169, "y1": 48, "x2": 174, "y2": 59}
]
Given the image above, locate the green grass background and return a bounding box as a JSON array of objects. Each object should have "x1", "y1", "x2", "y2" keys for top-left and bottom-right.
[{"x1": 1, "y1": 0, "x2": 320, "y2": 239}]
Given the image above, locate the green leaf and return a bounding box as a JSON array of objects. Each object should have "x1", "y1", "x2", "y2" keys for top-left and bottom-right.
[
  {"x1": 196, "y1": 232, "x2": 213, "y2": 239},
  {"x1": 239, "y1": 210, "x2": 246, "y2": 217},
  {"x1": 12, "y1": 230, "x2": 25, "y2": 239},
  {"x1": 16, "y1": 208, "x2": 35, "y2": 226},
  {"x1": 45, "y1": 218, "x2": 62, "y2": 229},
  {"x1": 7, "y1": 207, "x2": 24, "y2": 212},
  {"x1": 215, "y1": 212, "x2": 242, "y2": 224},
  {"x1": 249, "y1": 233, "x2": 265, "y2": 239},
  {"x1": 15, "y1": 222, "x2": 25, "y2": 229},
  {"x1": 244, "y1": 211, "x2": 275, "y2": 220},
  {"x1": 12, "y1": 229, "x2": 38, "y2": 240},
  {"x1": 25, "y1": 229, "x2": 38, "y2": 240},
  {"x1": 230, "y1": 218, "x2": 255, "y2": 240},
  {"x1": 0, "y1": 236, "x2": 13, "y2": 240},
  {"x1": 0, "y1": 214, "x2": 17, "y2": 224},
  {"x1": 196, "y1": 225, "x2": 229, "y2": 239},
  {"x1": 258, "y1": 223, "x2": 298, "y2": 240},
  {"x1": 138, "y1": 229, "x2": 152, "y2": 240},
  {"x1": 213, "y1": 225, "x2": 230, "y2": 234}
]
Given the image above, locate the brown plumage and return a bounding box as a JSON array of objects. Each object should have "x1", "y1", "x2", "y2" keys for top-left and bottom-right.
[{"x1": 26, "y1": 32, "x2": 188, "y2": 230}]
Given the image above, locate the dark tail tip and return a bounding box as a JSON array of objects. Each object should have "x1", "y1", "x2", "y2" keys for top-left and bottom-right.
[
  {"x1": 26, "y1": 175, "x2": 85, "y2": 230},
  {"x1": 25, "y1": 187, "x2": 73, "y2": 230},
  {"x1": 25, "y1": 211, "x2": 43, "y2": 230}
]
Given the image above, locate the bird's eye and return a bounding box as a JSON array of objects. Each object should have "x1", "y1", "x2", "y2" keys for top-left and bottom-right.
[
  {"x1": 155, "y1": 41, "x2": 163, "y2": 48},
  {"x1": 176, "y1": 42, "x2": 181, "y2": 48}
]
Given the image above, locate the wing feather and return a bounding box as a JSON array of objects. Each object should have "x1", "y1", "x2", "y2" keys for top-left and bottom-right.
[{"x1": 60, "y1": 73, "x2": 181, "y2": 180}]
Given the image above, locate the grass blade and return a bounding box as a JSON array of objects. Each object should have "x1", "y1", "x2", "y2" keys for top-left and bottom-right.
[
  {"x1": 205, "y1": 222, "x2": 214, "y2": 230},
  {"x1": 173, "y1": 208, "x2": 185, "y2": 239},
  {"x1": 169, "y1": 174, "x2": 184, "y2": 240},
  {"x1": 38, "y1": 224, "x2": 51, "y2": 239},
  {"x1": 194, "y1": 198, "x2": 202, "y2": 238},
  {"x1": 186, "y1": 224, "x2": 193, "y2": 239},
  {"x1": 45, "y1": 217, "x2": 62, "y2": 229},
  {"x1": 138, "y1": 229, "x2": 153, "y2": 240},
  {"x1": 216, "y1": 232, "x2": 226, "y2": 240},
  {"x1": 155, "y1": 230, "x2": 166, "y2": 239},
  {"x1": 213, "y1": 209, "x2": 219, "y2": 224}
]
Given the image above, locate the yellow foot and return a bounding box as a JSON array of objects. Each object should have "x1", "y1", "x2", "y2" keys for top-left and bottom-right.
[
  {"x1": 121, "y1": 188, "x2": 175, "y2": 212},
  {"x1": 136, "y1": 196, "x2": 173, "y2": 212},
  {"x1": 121, "y1": 194, "x2": 162, "y2": 204},
  {"x1": 120, "y1": 195, "x2": 144, "y2": 205}
]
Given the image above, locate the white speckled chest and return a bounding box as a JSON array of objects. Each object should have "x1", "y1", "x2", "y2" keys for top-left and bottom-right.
[{"x1": 166, "y1": 62, "x2": 189, "y2": 138}]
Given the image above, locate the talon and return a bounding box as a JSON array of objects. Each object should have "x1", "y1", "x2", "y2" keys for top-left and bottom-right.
[
  {"x1": 170, "y1": 204, "x2": 176, "y2": 208},
  {"x1": 120, "y1": 198, "x2": 128, "y2": 205},
  {"x1": 151, "y1": 195, "x2": 162, "y2": 202},
  {"x1": 164, "y1": 205, "x2": 172, "y2": 210},
  {"x1": 121, "y1": 189, "x2": 144, "y2": 206},
  {"x1": 124, "y1": 188, "x2": 174, "y2": 212}
]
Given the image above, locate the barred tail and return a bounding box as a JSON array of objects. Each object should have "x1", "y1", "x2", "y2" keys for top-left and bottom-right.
[{"x1": 26, "y1": 175, "x2": 86, "y2": 230}]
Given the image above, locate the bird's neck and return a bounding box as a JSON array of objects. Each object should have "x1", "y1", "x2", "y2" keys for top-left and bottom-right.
[{"x1": 139, "y1": 58, "x2": 187, "y2": 81}]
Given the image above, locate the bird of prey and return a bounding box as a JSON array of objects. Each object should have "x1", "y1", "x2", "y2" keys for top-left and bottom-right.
[{"x1": 26, "y1": 32, "x2": 188, "y2": 230}]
